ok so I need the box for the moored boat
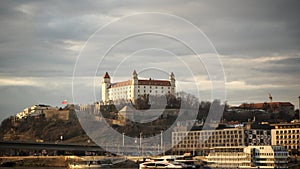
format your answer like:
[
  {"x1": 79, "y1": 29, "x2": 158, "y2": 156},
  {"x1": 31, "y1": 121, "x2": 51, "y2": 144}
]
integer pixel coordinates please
[
  {"x1": 139, "y1": 160, "x2": 187, "y2": 169},
  {"x1": 139, "y1": 154, "x2": 200, "y2": 169}
]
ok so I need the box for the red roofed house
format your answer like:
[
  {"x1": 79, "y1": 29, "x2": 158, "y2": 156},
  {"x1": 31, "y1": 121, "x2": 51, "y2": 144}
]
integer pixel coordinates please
[{"x1": 101, "y1": 70, "x2": 176, "y2": 105}]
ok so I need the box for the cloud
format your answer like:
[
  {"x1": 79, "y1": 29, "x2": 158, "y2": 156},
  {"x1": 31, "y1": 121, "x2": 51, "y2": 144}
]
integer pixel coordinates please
[
  {"x1": 226, "y1": 81, "x2": 282, "y2": 90},
  {"x1": 0, "y1": 78, "x2": 39, "y2": 86},
  {"x1": 0, "y1": 0, "x2": 300, "y2": 122}
]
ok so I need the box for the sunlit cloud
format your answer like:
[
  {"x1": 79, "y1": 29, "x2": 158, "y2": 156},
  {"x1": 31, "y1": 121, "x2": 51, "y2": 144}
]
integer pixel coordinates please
[
  {"x1": 0, "y1": 78, "x2": 38, "y2": 86},
  {"x1": 226, "y1": 80, "x2": 282, "y2": 90}
]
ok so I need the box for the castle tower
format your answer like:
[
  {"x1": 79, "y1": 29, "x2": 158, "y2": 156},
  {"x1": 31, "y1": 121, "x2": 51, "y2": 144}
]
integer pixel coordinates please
[
  {"x1": 170, "y1": 72, "x2": 176, "y2": 95},
  {"x1": 131, "y1": 70, "x2": 138, "y2": 103},
  {"x1": 102, "y1": 72, "x2": 111, "y2": 104},
  {"x1": 132, "y1": 70, "x2": 138, "y2": 83}
]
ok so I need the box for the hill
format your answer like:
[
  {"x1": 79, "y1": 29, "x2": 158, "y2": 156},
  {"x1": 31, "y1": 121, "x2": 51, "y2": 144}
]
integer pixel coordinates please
[
  {"x1": 0, "y1": 105, "x2": 181, "y2": 144},
  {"x1": 0, "y1": 106, "x2": 90, "y2": 143}
]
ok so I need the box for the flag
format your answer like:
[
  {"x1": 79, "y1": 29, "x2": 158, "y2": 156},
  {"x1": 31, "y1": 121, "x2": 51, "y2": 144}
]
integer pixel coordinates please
[
  {"x1": 268, "y1": 93, "x2": 272, "y2": 99},
  {"x1": 61, "y1": 100, "x2": 67, "y2": 104},
  {"x1": 268, "y1": 93, "x2": 273, "y2": 102}
]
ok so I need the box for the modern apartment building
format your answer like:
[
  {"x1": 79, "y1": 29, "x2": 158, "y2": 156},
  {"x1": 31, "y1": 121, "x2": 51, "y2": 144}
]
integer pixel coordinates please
[
  {"x1": 172, "y1": 125, "x2": 271, "y2": 155},
  {"x1": 271, "y1": 122, "x2": 300, "y2": 152},
  {"x1": 206, "y1": 146, "x2": 288, "y2": 169}
]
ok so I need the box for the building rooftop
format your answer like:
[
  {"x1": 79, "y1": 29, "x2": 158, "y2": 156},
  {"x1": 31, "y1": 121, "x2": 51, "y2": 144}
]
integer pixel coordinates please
[
  {"x1": 239, "y1": 102, "x2": 294, "y2": 109},
  {"x1": 138, "y1": 79, "x2": 171, "y2": 86},
  {"x1": 111, "y1": 80, "x2": 131, "y2": 88},
  {"x1": 109, "y1": 79, "x2": 171, "y2": 88}
]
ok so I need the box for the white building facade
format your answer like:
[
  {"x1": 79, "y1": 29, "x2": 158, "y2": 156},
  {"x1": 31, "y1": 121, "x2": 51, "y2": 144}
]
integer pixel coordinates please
[
  {"x1": 206, "y1": 146, "x2": 288, "y2": 169},
  {"x1": 172, "y1": 127, "x2": 271, "y2": 155},
  {"x1": 16, "y1": 104, "x2": 57, "y2": 119},
  {"x1": 271, "y1": 122, "x2": 300, "y2": 152},
  {"x1": 101, "y1": 70, "x2": 176, "y2": 104}
]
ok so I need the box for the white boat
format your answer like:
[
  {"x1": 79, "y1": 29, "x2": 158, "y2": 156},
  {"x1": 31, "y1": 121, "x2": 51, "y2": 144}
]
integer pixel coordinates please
[
  {"x1": 139, "y1": 160, "x2": 187, "y2": 169},
  {"x1": 139, "y1": 155, "x2": 199, "y2": 169}
]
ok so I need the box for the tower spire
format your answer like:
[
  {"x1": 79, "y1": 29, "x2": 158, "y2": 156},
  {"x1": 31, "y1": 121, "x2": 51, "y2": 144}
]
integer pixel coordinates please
[
  {"x1": 132, "y1": 70, "x2": 138, "y2": 79},
  {"x1": 104, "y1": 72, "x2": 110, "y2": 78},
  {"x1": 132, "y1": 70, "x2": 137, "y2": 75}
]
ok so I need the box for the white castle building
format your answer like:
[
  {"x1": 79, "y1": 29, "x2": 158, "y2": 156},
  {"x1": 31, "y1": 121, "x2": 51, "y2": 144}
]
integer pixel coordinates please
[{"x1": 101, "y1": 70, "x2": 176, "y2": 105}]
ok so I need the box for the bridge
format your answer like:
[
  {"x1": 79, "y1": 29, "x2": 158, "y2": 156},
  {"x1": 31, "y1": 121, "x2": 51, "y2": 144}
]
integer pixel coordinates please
[
  {"x1": 0, "y1": 141, "x2": 104, "y2": 151},
  {"x1": 0, "y1": 141, "x2": 164, "y2": 156}
]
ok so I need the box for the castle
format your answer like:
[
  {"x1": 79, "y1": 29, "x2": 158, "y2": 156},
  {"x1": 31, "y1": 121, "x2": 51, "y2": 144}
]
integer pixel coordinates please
[{"x1": 101, "y1": 70, "x2": 176, "y2": 105}]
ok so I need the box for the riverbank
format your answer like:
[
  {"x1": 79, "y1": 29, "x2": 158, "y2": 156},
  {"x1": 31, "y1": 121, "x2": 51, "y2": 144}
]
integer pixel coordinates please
[
  {"x1": 0, "y1": 156, "x2": 138, "y2": 168},
  {"x1": 0, "y1": 156, "x2": 76, "y2": 167}
]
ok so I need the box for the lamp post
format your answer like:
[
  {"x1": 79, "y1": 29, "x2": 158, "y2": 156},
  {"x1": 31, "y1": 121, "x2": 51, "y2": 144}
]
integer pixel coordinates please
[
  {"x1": 122, "y1": 133, "x2": 125, "y2": 147},
  {"x1": 121, "y1": 133, "x2": 125, "y2": 155},
  {"x1": 140, "y1": 132, "x2": 143, "y2": 156},
  {"x1": 139, "y1": 133, "x2": 142, "y2": 147},
  {"x1": 160, "y1": 130, "x2": 163, "y2": 153},
  {"x1": 298, "y1": 96, "x2": 300, "y2": 120}
]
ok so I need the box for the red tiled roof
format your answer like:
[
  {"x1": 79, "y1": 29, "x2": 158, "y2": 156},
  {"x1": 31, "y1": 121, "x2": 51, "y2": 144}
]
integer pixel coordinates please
[
  {"x1": 138, "y1": 79, "x2": 171, "y2": 86},
  {"x1": 111, "y1": 80, "x2": 131, "y2": 88},
  {"x1": 239, "y1": 102, "x2": 294, "y2": 109},
  {"x1": 109, "y1": 79, "x2": 171, "y2": 88}
]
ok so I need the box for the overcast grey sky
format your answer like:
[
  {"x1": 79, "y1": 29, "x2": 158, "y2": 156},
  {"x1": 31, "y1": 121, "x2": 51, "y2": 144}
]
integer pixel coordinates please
[{"x1": 1, "y1": 0, "x2": 300, "y2": 121}]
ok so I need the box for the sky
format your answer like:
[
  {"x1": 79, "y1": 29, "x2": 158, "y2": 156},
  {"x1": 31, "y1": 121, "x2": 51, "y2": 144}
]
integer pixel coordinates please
[{"x1": 0, "y1": 0, "x2": 300, "y2": 122}]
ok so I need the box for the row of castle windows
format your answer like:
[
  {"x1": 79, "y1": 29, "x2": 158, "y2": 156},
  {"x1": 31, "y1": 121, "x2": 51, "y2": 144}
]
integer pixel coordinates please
[
  {"x1": 109, "y1": 88, "x2": 171, "y2": 95},
  {"x1": 138, "y1": 86, "x2": 171, "y2": 89},
  {"x1": 137, "y1": 90, "x2": 170, "y2": 94},
  {"x1": 110, "y1": 86, "x2": 173, "y2": 91}
]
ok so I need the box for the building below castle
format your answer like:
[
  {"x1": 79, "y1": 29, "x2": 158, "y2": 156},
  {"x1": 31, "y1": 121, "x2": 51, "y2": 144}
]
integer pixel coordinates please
[
  {"x1": 101, "y1": 70, "x2": 176, "y2": 105},
  {"x1": 205, "y1": 145, "x2": 288, "y2": 169},
  {"x1": 172, "y1": 123, "x2": 271, "y2": 155},
  {"x1": 271, "y1": 121, "x2": 300, "y2": 153},
  {"x1": 238, "y1": 102, "x2": 294, "y2": 114}
]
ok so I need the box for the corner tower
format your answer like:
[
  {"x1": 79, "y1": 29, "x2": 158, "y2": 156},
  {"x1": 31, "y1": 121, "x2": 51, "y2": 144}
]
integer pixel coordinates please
[
  {"x1": 102, "y1": 72, "x2": 111, "y2": 104},
  {"x1": 131, "y1": 70, "x2": 138, "y2": 103},
  {"x1": 170, "y1": 72, "x2": 176, "y2": 95}
]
